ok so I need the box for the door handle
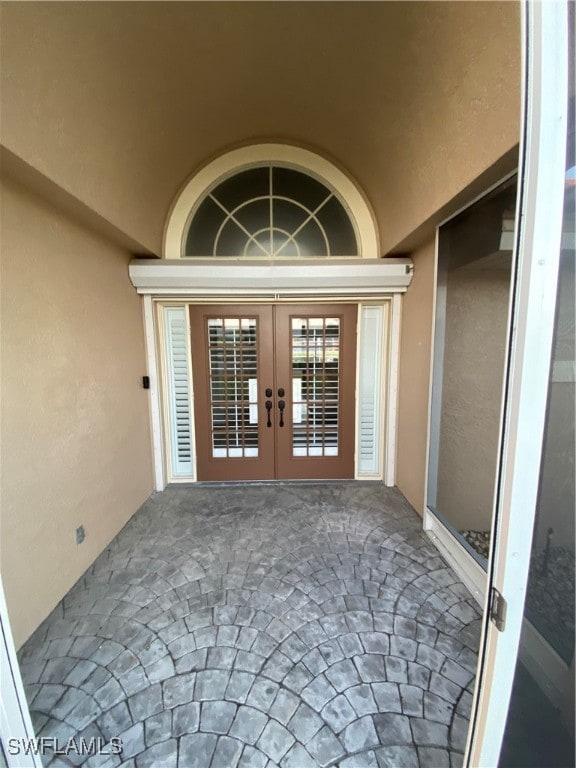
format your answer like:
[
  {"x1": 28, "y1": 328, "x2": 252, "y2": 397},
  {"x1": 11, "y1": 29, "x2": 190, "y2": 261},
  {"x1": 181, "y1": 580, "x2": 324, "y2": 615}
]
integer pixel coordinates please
[
  {"x1": 265, "y1": 388, "x2": 273, "y2": 398},
  {"x1": 278, "y1": 387, "x2": 285, "y2": 397},
  {"x1": 278, "y1": 399, "x2": 285, "y2": 427},
  {"x1": 265, "y1": 400, "x2": 273, "y2": 428}
]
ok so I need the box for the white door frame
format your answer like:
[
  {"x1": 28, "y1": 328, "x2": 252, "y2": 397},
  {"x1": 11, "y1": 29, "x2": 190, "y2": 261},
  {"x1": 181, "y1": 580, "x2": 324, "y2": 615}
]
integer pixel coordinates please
[
  {"x1": 465, "y1": 1, "x2": 569, "y2": 764},
  {"x1": 144, "y1": 291, "x2": 405, "y2": 490},
  {"x1": 0, "y1": 578, "x2": 42, "y2": 767}
]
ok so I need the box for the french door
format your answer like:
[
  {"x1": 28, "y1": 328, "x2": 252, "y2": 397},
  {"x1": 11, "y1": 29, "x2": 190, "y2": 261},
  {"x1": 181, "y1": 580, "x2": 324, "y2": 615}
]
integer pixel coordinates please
[{"x1": 189, "y1": 304, "x2": 357, "y2": 480}]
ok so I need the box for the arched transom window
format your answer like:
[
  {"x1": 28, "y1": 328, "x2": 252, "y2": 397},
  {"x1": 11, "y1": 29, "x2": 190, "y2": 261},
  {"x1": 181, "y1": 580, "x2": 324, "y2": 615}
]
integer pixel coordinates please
[
  {"x1": 164, "y1": 144, "x2": 379, "y2": 260},
  {"x1": 186, "y1": 166, "x2": 357, "y2": 258}
]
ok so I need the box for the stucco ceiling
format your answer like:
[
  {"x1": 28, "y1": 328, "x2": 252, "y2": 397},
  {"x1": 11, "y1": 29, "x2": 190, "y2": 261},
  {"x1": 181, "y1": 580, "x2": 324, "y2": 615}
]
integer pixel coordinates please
[{"x1": 0, "y1": 2, "x2": 520, "y2": 255}]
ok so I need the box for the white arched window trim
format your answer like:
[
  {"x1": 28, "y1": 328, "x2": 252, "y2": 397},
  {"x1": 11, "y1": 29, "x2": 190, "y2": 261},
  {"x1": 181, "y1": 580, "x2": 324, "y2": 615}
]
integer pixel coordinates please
[{"x1": 163, "y1": 144, "x2": 380, "y2": 260}]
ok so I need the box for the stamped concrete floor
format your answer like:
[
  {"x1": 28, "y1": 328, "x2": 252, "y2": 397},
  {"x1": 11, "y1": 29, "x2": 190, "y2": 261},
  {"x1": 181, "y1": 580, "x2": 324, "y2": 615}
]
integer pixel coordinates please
[{"x1": 18, "y1": 483, "x2": 482, "y2": 768}]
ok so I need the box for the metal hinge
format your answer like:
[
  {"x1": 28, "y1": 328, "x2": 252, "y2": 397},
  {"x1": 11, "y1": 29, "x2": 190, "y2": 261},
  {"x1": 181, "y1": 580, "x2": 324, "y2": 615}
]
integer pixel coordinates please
[{"x1": 490, "y1": 587, "x2": 507, "y2": 632}]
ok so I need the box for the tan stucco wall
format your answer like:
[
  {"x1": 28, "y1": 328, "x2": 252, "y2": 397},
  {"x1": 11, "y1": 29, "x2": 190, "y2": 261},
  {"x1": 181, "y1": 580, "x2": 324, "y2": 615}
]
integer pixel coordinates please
[
  {"x1": 435, "y1": 269, "x2": 510, "y2": 532},
  {"x1": 396, "y1": 240, "x2": 435, "y2": 514},
  {"x1": 0, "y1": 179, "x2": 154, "y2": 648},
  {"x1": 379, "y1": 2, "x2": 520, "y2": 254},
  {"x1": 0, "y1": 1, "x2": 521, "y2": 256}
]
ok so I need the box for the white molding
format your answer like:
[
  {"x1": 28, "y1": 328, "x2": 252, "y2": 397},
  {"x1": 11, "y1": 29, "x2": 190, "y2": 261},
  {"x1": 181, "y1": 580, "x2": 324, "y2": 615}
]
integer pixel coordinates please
[
  {"x1": 354, "y1": 307, "x2": 362, "y2": 479},
  {"x1": 519, "y1": 618, "x2": 570, "y2": 709},
  {"x1": 163, "y1": 144, "x2": 380, "y2": 260},
  {"x1": 154, "y1": 298, "x2": 397, "y2": 485},
  {"x1": 0, "y1": 578, "x2": 42, "y2": 768},
  {"x1": 143, "y1": 296, "x2": 165, "y2": 492},
  {"x1": 185, "y1": 308, "x2": 198, "y2": 484},
  {"x1": 384, "y1": 294, "x2": 402, "y2": 486},
  {"x1": 129, "y1": 259, "x2": 412, "y2": 297},
  {"x1": 423, "y1": 509, "x2": 487, "y2": 605}
]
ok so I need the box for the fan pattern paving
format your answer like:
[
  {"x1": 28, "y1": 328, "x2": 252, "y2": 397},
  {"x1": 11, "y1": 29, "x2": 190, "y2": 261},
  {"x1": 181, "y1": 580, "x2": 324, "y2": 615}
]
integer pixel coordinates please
[{"x1": 18, "y1": 483, "x2": 481, "y2": 768}]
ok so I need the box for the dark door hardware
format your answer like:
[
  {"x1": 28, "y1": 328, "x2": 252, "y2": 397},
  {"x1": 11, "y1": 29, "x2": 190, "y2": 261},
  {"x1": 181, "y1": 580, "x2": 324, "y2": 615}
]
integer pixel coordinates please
[
  {"x1": 265, "y1": 388, "x2": 273, "y2": 398},
  {"x1": 278, "y1": 387, "x2": 285, "y2": 397},
  {"x1": 278, "y1": 399, "x2": 286, "y2": 427},
  {"x1": 490, "y1": 587, "x2": 507, "y2": 631},
  {"x1": 265, "y1": 400, "x2": 273, "y2": 428}
]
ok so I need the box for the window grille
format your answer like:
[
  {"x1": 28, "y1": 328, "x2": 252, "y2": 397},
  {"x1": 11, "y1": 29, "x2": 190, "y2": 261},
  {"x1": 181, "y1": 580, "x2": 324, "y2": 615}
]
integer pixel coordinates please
[{"x1": 184, "y1": 165, "x2": 359, "y2": 258}]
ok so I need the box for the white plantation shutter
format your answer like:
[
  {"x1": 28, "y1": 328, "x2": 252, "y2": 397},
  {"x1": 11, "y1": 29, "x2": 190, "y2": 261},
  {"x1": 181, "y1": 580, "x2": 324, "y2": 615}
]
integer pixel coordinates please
[
  {"x1": 358, "y1": 305, "x2": 384, "y2": 476},
  {"x1": 164, "y1": 307, "x2": 193, "y2": 477}
]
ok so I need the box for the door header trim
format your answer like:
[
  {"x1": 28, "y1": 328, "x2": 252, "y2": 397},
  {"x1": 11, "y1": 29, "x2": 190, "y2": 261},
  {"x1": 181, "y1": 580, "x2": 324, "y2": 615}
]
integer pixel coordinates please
[{"x1": 129, "y1": 258, "x2": 413, "y2": 297}]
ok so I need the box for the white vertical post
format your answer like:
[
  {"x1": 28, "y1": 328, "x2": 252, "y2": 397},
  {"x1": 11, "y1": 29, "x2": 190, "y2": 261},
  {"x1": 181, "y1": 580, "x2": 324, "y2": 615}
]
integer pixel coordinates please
[
  {"x1": 142, "y1": 296, "x2": 165, "y2": 491},
  {"x1": 385, "y1": 294, "x2": 401, "y2": 486}
]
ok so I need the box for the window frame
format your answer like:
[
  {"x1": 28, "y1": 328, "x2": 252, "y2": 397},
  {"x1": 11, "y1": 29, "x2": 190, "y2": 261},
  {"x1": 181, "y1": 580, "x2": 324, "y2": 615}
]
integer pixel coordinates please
[{"x1": 163, "y1": 144, "x2": 380, "y2": 260}]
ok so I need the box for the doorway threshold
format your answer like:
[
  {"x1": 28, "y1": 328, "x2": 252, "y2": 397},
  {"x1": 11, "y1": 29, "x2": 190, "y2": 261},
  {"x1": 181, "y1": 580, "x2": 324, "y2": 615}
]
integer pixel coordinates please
[{"x1": 167, "y1": 479, "x2": 386, "y2": 489}]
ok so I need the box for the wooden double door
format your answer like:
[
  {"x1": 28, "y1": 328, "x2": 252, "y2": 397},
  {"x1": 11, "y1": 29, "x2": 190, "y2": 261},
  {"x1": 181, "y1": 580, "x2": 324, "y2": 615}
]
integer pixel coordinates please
[{"x1": 190, "y1": 304, "x2": 357, "y2": 480}]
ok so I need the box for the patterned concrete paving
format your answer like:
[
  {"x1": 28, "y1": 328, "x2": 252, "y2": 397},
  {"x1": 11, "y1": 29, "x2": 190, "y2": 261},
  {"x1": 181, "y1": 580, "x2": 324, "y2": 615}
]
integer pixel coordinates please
[{"x1": 18, "y1": 483, "x2": 481, "y2": 768}]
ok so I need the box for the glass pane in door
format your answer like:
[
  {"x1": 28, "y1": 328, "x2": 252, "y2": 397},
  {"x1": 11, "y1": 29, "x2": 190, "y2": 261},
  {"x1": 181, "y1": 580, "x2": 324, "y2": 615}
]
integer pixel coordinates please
[
  {"x1": 207, "y1": 317, "x2": 258, "y2": 457},
  {"x1": 291, "y1": 317, "x2": 340, "y2": 457}
]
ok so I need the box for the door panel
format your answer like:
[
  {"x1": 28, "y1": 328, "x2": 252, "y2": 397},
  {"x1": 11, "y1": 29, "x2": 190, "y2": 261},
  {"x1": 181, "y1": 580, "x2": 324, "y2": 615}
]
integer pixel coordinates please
[
  {"x1": 190, "y1": 304, "x2": 357, "y2": 480},
  {"x1": 275, "y1": 305, "x2": 357, "y2": 479},
  {"x1": 190, "y1": 305, "x2": 275, "y2": 480}
]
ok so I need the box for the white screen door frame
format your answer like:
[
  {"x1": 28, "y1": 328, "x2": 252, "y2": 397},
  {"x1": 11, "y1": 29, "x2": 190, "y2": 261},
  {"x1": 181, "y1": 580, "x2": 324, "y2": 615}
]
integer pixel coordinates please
[{"x1": 465, "y1": 1, "x2": 570, "y2": 764}]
